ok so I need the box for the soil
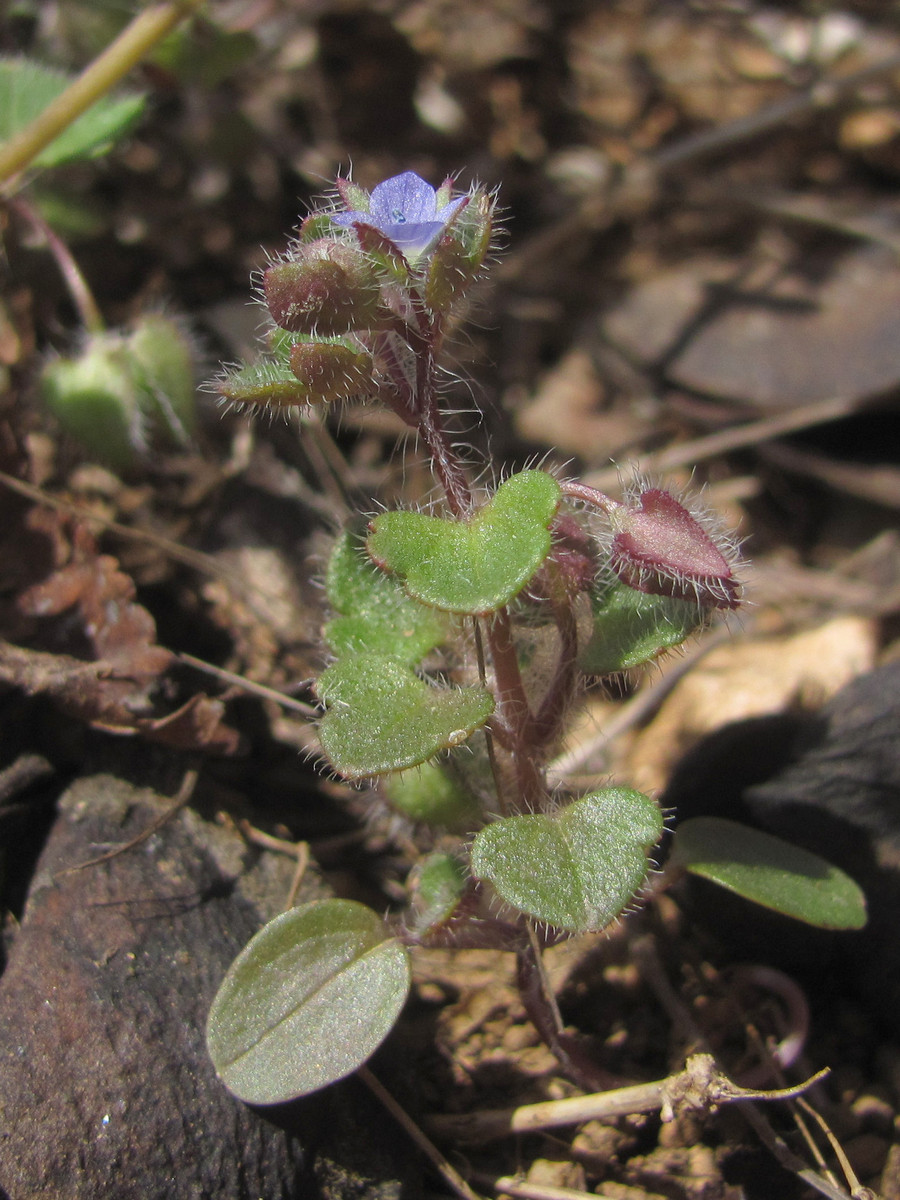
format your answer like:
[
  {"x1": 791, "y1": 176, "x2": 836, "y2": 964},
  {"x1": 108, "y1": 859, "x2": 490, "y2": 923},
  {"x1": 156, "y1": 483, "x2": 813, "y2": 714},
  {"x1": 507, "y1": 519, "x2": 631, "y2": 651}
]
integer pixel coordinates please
[{"x1": 2, "y1": 3, "x2": 900, "y2": 1198}]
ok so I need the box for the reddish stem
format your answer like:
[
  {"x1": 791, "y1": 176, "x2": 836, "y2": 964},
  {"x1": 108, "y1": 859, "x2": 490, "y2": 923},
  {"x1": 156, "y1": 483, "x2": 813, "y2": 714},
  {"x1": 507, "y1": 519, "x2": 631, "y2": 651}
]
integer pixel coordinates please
[
  {"x1": 515, "y1": 934, "x2": 620, "y2": 1091},
  {"x1": 560, "y1": 479, "x2": 620, "y2": 515},
  {"x1": 533, "y1": 593, "x2": 579, "y2": 747},
  {"x1": 487, "y1": 608, "x2": 546, "y2": 811}
]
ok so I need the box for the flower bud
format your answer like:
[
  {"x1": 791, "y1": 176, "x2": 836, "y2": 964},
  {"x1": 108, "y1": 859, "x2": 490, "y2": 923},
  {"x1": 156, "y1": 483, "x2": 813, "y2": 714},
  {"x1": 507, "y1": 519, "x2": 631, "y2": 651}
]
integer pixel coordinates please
[
  {"x1": 288, "y1": 339, "x2": 375, "y2": 404},
  {"x1": 215, "y1": 360, "x2": 310, "y2": 409},
  {"x1": 41, "y1": 335, "x2": 143, "y2": 469},
  {"x1": 40, "y1": 315, "x2": 197, "y2": 469},
  {"x1": 425, "y1": 189, "x2": 493, "y2": 310},
  {"x1": 263, "y1": 240, "x2": 384, "y2": 336},
  {"x1": 609, "y1": 487, "x2": 740, "y2": 610},
  {"x1": 128, "y1": 314, "x2": 196, "y2": 440}
]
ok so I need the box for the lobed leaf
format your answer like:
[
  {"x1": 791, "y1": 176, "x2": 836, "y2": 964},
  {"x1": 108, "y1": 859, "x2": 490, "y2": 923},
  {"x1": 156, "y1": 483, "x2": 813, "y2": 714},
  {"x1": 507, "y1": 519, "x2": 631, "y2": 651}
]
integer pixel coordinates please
[
  {"x1": 669, "y1": 817, "x2": 867, "y2": 930},
  {"x1": 367, "y1": 470, "x2": 561, "y2": 615},
  {"x1": 317, "y1": 652, "x2": 493, "y2": 779},
  {"x1": 325, "y1": 523, "x2": 450, "y2": 663},
  {"x1": 0, "y1": 57, "x2": 145, "y2": 169},
  {"x1": 471, "y1": 788, "x2": 663, "y2": 932},
  {"x1": 580, "y1": 579, "x2": 703, "y2": 674},
  {"x1": 207, "y1": 899, "x2": 411, "y2": 1104}
]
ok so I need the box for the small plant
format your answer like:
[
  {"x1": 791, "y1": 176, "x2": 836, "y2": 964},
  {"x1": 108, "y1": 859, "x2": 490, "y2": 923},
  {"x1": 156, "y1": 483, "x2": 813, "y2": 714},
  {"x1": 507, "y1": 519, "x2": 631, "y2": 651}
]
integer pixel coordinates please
[{"x1": 205, "y1": 170, "x2": 866, "y2": 1106}]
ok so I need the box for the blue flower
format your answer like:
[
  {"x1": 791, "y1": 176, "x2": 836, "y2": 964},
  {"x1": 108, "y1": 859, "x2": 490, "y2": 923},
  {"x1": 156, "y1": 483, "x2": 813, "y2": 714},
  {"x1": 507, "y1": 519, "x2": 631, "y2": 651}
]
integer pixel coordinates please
[{"x1": 331, "y1": 171, "x2": 465, "y2": 258}]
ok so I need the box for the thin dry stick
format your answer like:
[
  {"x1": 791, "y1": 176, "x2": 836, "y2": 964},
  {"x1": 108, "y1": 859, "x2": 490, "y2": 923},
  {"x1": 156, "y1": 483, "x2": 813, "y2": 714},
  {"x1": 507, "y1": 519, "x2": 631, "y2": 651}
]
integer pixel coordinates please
[
  {"x1": 58, "y1": 765, "x2": 199, "y2": 874},
  {"x1": 234, "y1": 820, "x2": 310, "y2": 910},
  {"x1": 285, "y1": 841, "x2": 310, "y2": 909},
  {"x1": 302, "y1": 410, "x2": 358, "y2": 517},
  {"x1": 0, "y1": 0, "x2": 205, "y2": 186},
  {"x1": 470, "y1": 1175, "x2": 596, "y2": 1200},
  {"x1": 761, "y1": 441, "x2": 900, "y2": 509},
  {"x1": 546, "y1": 625, "x2": 731, "y2": 786},
  {"x1": 178, "y1": 652, "x2": 317, "y2": 718},
  {"x1": 357, "y1": 1067, "x2": 486, "y2": 1200},
  {"x1": 737, "y1": 1102, "x2": 856, "y2": 1200},
  {"x1": 0, "y1": 469, "x2": 289, "y2": 621},
  {"x1": 582, "y1": 393, "x2": 865, "y2": 494},
  {"x1": 633, "y1": 938, "x2": 853, "y2": 1200},
  {"x1": 237, "y1": 820, "x2": 309, "y2": 860},
  {"x1": 425, "y1": 1053, "x2": 828, "y2": 1145},
  {"x1": 796, "y1": 1097, "x2": 866, "y2": 1198}
]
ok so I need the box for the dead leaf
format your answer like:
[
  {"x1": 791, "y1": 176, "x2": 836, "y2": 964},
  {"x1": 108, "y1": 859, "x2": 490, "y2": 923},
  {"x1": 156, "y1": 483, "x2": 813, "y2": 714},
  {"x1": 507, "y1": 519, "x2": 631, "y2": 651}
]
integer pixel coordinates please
[
  {"x1": 135, "y1": 694, "x2": 242, "y2": 755},
  {"x1": 0, "y1": 639, "x2": 167, "y2": 728},
  {"x1": 18, "y1": 551, "x2": 172, "y2": 678},
  {"x1": 625, "y1": 615, "x2": 878, "y2": 794}
]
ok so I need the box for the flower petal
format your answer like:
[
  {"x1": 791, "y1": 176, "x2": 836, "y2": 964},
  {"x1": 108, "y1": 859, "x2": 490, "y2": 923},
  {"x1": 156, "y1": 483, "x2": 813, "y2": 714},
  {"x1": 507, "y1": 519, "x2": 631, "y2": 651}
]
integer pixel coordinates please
[{"x1": 369, "y1": 171, "x2": 438, "y2": 224}]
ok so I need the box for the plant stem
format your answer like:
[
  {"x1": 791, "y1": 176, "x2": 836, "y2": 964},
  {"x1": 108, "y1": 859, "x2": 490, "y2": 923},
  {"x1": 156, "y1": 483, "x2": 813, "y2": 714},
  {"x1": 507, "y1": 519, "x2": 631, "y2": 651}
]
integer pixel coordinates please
[
  {"x1": 6, "y1": 195, "x2": 104, "y2": 332},
  {"x1": 515, "y1": 931, "x2": 615, "y2": 1092},
  {"x1": 0, "y1": 0, "x2": 205, "y2": 187},
  {"x1": 474, "y1": 618, "x2": 508, "y2": 815},
  {"x1": 559, "y1": 479, "x2": 619, "y2": 515},
  {"x1": 533, "y1": 594, "x2": 578, "y2": 746},
  {"x1": 486, "y1": 608, "x2": 546, "y2": 810},
  {"x1": 416, "y1": 343, "x2": 473, "y2": 518}
]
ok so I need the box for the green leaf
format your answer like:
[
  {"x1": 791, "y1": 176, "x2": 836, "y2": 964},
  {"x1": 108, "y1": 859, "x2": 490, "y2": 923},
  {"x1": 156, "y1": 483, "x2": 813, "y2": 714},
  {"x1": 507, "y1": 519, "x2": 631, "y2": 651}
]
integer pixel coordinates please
[
  {"x1": 367, "y1": 470, "x2": 561, "y2": 615},
  {"x1": 0, "y1": 57, "x2": 145, "y2": 169},
  {"x1": 471, "y1": 788, "x2": 663, "y2": 932},
  {"x1": 41, "y1": 338, "x2": 144, "y2": 469},
  {"x1": 408, "y1": 852, "x2": 468, "y2": 931},
  {"x1": 382, "y1": 760, "x2": 481, "y2": 829},
  {"x1": 580, "y1": 579, "x2": 703, "y2": 674},
  {"x1": 128, "y1": 315, "x2": 196, "y2": 442},
  {"x1": 207, "y1": 899, "x2": 411, "y2": 1104},
  {"x1": 215, "y1": 358, "x2": 309, "y2": 408},
  {"x1": 317, "y1": 652, "x2": 493, "y2": 779},
  {"x1": 669, "y1": 817, "x2": 867, "y2": 930},
  {"x1": 325, "y1": 523, "x2": 450, "y2": 663}
]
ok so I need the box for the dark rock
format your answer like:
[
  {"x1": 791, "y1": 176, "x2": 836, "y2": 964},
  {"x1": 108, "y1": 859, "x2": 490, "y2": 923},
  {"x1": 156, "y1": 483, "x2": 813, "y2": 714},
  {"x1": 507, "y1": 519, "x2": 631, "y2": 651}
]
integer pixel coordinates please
[
  {"x1": 662, "y1": 660, "x2": 900, "y2": 1022},
  {"x1": 0, "y1": 774, "x2": 418, "y2": 1200}
]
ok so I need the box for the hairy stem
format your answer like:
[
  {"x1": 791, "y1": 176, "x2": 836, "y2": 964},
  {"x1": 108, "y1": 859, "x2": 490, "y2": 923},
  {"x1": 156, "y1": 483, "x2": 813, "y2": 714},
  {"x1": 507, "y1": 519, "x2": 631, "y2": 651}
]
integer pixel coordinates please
[
  {"x1": 515, "y1": 930, "x2": 616, "y2": 1092},
  {"x1": 416, "y1": 344, "x2": 473, "y2": 518},
  {"x1": 487, "y1": 608, "x2": 546, "y2": 811},
  {"x1": 533, "y1": 593, "x2": 579, "y2": 747},
  {"x1": 560, "y1": 479, "x2": 620, "y2": 514}
]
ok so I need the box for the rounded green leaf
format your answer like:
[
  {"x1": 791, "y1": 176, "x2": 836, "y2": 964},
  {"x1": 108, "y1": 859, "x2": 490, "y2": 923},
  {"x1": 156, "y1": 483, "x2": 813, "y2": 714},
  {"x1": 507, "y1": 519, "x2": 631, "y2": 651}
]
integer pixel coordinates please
[
  {"x1": 317, "y1": 652, "x2": 493, "y2": 779},
  {"x1": 0, "y1": 58, "x2": 145, "y2": 169},
  {"x1": 408, "y1": 851, "x2": 468, "y2": 931},
  {"x1": 325, "y1": 523, "x2": 450, "y2": 663},
  {"x1": 41, "y1": 340, "x2": 143, "y2": 469},
  {"x1": 471, "y1": 789, "x2": 663, "y2": 932},
  {"x1": 207, "y1": 899, "x2": 411, "y2": 1104},
  {"x1": 580, "y1": 580, "x2": 703, "y2": 674},
  {"x1": 367, "y1": 470, "x2": 561, "y2": 614},
  {"x1": 382, "y1": 760, "x2": 481, "y2": 829},
  {"x1": 669, "y1": 817, "x2": 867, "y2": 930}
]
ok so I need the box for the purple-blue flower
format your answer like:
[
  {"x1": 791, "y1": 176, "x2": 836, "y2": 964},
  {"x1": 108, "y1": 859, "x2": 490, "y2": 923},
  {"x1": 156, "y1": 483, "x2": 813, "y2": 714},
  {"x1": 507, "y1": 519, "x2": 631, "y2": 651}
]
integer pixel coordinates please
[{"x1": 331, "y1": 171, "x2": 465, "y2": 258}]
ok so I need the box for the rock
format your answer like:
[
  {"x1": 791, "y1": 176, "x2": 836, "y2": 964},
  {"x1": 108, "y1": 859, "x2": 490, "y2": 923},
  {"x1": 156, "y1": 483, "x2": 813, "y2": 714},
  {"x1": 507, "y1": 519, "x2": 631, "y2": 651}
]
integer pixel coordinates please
[
  {"x1": 0, "y1": 773, "x2": 418, "y2": 1200},
  {"x1": 663, "y1": 660, "x2": 900, "y2": 1023}
]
